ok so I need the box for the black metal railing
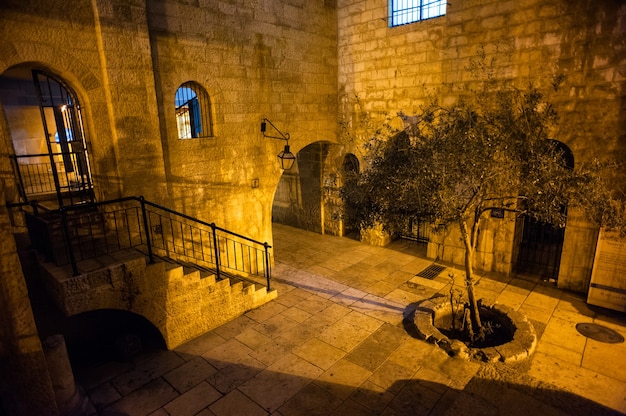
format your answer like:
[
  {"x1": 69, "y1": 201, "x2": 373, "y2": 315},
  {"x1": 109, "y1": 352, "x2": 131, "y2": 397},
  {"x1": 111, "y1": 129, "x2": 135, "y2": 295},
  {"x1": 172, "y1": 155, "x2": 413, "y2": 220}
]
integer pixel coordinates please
[
  {"x1": 10, "y1": 152, "x2": 92, "y2": 198},
  {"x1": 401, "y1": 217, "x2": 432, "y2": 244},
  {"x1": 11, "y1": 196, "x2": 272, "y2": 289}
]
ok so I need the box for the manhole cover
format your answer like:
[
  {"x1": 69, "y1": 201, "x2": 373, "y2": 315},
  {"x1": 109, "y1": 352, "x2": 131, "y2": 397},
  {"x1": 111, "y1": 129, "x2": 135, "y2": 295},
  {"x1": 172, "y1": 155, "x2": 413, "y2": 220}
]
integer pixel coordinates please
[
  {"x1": 416, "y1": 264, "x2": 446, "y2": 280},
  {"x1": 575, "y1": 323, "x2": 624, "y2": 344}
]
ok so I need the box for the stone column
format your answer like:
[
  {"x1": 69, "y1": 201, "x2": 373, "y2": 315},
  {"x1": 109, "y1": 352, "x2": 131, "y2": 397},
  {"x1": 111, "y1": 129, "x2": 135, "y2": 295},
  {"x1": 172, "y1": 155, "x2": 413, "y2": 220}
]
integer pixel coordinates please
[{"x1": 43, "y1": 334, "x2": 96, "y2": 416}]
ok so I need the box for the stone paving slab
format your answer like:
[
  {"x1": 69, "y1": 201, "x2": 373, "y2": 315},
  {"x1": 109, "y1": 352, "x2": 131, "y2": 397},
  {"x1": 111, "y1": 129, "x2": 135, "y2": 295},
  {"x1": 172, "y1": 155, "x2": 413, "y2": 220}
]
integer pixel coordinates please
[{"x1": 78, "y1": 224, "x2": 626, "y2": 416}]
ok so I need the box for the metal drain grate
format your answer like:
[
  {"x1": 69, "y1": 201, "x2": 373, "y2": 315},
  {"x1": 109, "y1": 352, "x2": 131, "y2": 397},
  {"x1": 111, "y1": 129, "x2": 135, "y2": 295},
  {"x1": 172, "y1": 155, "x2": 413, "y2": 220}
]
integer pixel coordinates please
[
  {"x1": 416, "y1": 264, "x2": 446, "y2": 280},
  {"x1": 576, "y1": 323, "x2": 624, "y2": 344}
]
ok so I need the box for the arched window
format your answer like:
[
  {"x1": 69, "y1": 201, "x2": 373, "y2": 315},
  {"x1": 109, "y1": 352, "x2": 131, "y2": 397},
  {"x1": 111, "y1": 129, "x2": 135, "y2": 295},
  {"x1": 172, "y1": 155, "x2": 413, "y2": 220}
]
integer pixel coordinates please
[
  {"x1": 549, "y1": 139, "x2": 574, "y2": 169},
  {"x1": 343, "y1": 153, "x2": 360, "y2": 174},
  {"x1": 175, "y1": 81, "x2": 213, "y2": 139}
]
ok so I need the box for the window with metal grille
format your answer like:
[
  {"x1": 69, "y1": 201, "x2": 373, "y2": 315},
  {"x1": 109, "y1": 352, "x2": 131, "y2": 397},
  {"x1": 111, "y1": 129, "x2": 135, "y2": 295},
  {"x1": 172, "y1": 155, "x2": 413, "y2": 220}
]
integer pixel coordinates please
[
  {"x1": 175, "y1": 82, "x2": 213, "y2": 139},
  {"x1": 389, "y1": 0, "x2": 446, "y2": 27}
]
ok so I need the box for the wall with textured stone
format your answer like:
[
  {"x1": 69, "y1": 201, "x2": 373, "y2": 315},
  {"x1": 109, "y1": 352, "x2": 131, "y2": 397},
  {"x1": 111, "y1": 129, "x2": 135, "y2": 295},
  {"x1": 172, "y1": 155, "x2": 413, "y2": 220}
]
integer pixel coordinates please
[
  {"x1": 0, "y1": 192, "x2": 58, "y2": 415},
  {"x1": 0, "y1": 0, "x2": 338, "y2": 244},
  {"x1": 38, "y1": 255, "x2": 276, "y2": 350},
  {"x1": 145, "y1": 0, "x2": 338, "y2": 244},
  {"x1": 337, "y1": 0, "x2": 626, "y2": 288},
  {"x1": 0, "y1": 1, "x2": 337, "y2": 413}
]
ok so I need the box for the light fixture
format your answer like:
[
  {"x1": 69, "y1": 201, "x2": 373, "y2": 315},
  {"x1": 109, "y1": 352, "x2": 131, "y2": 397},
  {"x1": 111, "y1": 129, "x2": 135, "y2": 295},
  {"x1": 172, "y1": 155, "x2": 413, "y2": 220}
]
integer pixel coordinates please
[{"x1": 261, "y1": 118, "x2": 296, "y2": 170}]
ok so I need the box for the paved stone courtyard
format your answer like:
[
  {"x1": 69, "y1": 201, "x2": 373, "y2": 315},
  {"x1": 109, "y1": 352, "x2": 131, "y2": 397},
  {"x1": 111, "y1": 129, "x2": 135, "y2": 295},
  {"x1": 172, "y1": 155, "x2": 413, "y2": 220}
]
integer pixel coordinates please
[{"x1": 77, "y1": 224, "x2": 626, "y2": 415}]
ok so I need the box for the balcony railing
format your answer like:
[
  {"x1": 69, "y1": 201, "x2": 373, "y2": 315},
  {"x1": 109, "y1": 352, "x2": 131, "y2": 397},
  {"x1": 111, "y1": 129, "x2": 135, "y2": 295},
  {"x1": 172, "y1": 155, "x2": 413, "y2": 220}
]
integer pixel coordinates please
[{"x1": 10, "y1": 152, "x2": 92, "y2": 200}]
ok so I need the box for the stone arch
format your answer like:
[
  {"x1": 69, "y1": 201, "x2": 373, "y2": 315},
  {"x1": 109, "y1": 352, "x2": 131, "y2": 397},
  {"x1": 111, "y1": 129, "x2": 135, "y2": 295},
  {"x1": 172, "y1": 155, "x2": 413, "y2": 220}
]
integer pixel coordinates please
[
  {"x1": 342, "y1": 153, "x2": 360, "y2": 174},
  {"x1": 1, "y1": 67, "x2": 96, "y2": 205},
  {"x1": 0, "y1": 51, "x2": 104, "y2": 203},
  {"x1": 63, "y1": 309, "x2": 166, "y2": 367},
  {"x1": 0, "y1": 45, "x2": 101, "y2": 95},
  {"x1": 272, "y1": 141, "x2": 347, "y2": 235}
]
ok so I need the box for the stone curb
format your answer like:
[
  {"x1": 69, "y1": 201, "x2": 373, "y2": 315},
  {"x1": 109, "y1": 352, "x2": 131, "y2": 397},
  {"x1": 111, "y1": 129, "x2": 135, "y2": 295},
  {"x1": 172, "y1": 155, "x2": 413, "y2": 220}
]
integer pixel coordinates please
[{"x1": 412, "y1": 297, "x2": 537, "y2": 363}]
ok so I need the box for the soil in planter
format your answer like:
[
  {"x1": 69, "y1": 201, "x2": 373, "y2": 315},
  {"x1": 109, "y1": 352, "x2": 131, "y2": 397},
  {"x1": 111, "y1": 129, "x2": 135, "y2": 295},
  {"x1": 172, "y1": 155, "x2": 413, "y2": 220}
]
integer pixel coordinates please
[{"x1": 436, "y1": 305, "x2": 514, "y2": 348}]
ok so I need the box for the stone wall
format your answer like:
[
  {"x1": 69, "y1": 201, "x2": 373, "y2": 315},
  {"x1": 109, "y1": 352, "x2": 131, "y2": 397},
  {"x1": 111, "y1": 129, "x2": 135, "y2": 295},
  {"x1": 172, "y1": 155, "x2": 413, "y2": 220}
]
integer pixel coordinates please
[
  {"x1": 38, "y1": 255, "x2": 276, "y2": 350},
  {"x1": 337, "y1": 0, "x2": 626, "y2": 289},
  {"x1": 0, "y1": 194, "x2": 58, "y2": 415},
  {"x1": 0, "y1": 0, "x2": 338, "y2": 245},
  {"x1": 0, "y1": 2, "x2": 337, "y2": 412},
  {"x1": 145, "y1": 0, "x2": 339, "y2": 243}
]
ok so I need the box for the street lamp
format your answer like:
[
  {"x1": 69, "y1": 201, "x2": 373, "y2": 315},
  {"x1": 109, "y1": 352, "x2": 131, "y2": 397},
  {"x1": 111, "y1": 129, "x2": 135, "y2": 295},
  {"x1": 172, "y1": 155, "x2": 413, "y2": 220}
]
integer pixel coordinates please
[{"x1": 261, "y1": 118, "x2": 296, "y2": 170}]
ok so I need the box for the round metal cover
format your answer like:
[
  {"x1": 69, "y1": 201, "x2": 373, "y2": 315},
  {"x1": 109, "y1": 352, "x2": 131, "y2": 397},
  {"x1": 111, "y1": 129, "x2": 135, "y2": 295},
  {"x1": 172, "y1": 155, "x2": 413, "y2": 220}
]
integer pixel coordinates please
[{"x1": 575, "y1": 323, "x2": 624, "y2": 344}]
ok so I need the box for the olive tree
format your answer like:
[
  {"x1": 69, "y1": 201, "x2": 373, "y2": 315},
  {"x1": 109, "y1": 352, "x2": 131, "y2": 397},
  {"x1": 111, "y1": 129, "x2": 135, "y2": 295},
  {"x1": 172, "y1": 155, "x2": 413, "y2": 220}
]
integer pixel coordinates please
[{"x1": 342, "y1": 83, "x2": 624, "y2": 341}]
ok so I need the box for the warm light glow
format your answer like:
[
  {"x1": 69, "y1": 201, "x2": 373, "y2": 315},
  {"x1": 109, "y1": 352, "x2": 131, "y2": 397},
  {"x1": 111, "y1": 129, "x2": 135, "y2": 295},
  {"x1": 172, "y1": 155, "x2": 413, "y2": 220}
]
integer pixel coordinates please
[{"x1": 277, "y1": 144, "x2": 296, "y2": 170}]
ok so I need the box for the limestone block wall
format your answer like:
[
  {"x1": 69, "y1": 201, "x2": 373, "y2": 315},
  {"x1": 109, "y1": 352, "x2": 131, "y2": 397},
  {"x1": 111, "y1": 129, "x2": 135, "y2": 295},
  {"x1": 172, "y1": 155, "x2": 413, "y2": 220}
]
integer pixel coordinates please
[
  {"x1": 145, "y1": 0, "x2": 339, "y2": 244},
  {"x1": 0, "y1": 197, "x2": 58, "y2": 415},
  {"x1": 0, "y1": 0, "x2": 338, "y2": 247},
  {"x1": 427, "y1": 213, "x2": 518, "y2": 274},
  {"x1": 38, "y1": 255, "x2": 277, "y2": 350},
  {"x1": 0, "y1": 0, "x2": 168, "y2": 203},
  {"x1": 558, "y1": 208, "x2": 601, "y2": 292},
  {"x1": 337, "y1": 0, "x2": 626, "y2": 288}
]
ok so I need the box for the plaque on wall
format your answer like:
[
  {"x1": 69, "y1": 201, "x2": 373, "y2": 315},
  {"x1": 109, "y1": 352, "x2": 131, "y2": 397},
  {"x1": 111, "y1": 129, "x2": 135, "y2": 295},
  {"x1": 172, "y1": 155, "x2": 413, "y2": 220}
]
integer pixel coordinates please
[{"x1": 587, "y1": 228, "x2": 626, "y2": 312}]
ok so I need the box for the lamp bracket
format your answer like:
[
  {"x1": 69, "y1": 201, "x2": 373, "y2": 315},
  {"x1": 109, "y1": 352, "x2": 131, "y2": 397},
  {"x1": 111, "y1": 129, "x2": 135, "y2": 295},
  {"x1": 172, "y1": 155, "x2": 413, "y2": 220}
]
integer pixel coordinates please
[{"x1": 261, "y1": 118, "x2": 290, "y2": 142}]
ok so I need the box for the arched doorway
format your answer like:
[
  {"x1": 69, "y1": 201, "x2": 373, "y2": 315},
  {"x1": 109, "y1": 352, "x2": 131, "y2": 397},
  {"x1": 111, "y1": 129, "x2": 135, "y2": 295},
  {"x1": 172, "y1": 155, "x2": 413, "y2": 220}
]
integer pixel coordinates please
[
  {"x1": 63, "y1": 309, "x2": 166, "y2": 368},
  {"x1": 0, "y1": 67, "x2": 94, "y2": 207},
  {"x1": 272, "y1": 142, "x2": 330, "y2": 234},
  {"x1": 514, "y1": 141, "x2": 574, "y2": 280}
]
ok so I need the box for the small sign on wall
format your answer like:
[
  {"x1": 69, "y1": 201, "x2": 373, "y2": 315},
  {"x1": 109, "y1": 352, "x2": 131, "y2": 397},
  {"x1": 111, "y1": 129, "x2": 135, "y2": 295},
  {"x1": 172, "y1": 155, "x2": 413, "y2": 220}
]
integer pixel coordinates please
[
  {"x1": 490, "y1": 208, "x2": 504, "y2": 218},
  {"x1": 587, "y1": 228, "x2": 626, "y2": 312}
]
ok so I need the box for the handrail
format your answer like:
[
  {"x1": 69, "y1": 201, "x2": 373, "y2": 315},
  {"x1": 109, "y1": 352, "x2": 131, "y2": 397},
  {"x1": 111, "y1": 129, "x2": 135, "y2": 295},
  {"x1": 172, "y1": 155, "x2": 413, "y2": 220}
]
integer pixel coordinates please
[{"x1": 9, "y1": 196, "x2": 273, "y2": 289}]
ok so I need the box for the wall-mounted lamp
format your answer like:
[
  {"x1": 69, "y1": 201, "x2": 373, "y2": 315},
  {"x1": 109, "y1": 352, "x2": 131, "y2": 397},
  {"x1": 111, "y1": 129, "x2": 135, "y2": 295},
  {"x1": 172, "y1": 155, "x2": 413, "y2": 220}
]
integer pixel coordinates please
[{"x1": 261, "y1": 118, "x2": 296, "y2": 170}]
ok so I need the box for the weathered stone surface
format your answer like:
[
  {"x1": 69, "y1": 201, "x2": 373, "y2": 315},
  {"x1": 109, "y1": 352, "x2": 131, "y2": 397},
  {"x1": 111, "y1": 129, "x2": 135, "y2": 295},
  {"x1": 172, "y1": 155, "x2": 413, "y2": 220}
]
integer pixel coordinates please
[
  {"x1": 337, "y1": 0, "x2": 626, "y2": 289},
  {"x1": 414, "y1": 296, "x2": 537, "y2": 363},
  {"x1": 38, "y1": 256, "x2": 277, "y2": 350}
]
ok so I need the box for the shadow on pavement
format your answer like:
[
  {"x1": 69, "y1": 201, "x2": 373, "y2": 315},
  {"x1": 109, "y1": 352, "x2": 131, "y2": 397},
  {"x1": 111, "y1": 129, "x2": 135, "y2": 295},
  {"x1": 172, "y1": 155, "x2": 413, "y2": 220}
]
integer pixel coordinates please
[{"x1": 76, "y1": 346, "x2": 624, "y2": 416}]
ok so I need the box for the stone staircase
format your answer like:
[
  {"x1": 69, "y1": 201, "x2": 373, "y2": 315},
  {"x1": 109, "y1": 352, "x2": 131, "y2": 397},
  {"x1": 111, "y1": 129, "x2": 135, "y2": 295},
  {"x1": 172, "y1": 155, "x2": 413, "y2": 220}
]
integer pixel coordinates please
[{"x1": 36, "y1": 248, "x2": 277, "y2": 349}]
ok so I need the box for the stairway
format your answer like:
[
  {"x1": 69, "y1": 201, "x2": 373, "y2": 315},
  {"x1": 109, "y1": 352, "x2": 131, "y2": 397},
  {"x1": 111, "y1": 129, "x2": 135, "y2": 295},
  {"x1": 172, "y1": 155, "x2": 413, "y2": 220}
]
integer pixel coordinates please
[{"x1": 36, "y1": 247, "x2": 277, "y2": 350}]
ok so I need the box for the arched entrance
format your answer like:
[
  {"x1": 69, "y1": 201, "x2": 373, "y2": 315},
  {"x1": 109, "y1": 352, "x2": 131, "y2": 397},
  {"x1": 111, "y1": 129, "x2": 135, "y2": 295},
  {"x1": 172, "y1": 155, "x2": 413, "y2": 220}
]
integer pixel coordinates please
[
  {"x1": 272, "y1": 142, "x2": 355, "y2": 236},
  {"x1": 514, "y1": 141, "x2": 574, "y2": 280},
  {"x1": 272, "y1": 142, "x2": 328, "y2": 233},
  {"x1": 0, "y1": 67, "x2": 94, "y2": 207},
  {"x1": 64, "y1": 309, "x2": 166, "y2": 368}
]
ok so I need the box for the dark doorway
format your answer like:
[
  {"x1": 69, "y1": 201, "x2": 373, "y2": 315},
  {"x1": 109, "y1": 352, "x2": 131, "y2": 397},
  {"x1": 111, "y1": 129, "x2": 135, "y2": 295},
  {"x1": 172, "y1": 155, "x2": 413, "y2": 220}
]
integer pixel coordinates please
[
  {"x1": 514, "y1": 141, "x2": 574, "y2": 280},
  {"x1": 64, "y1": 309, "x2": 166, "y2": 369},
  {"x1": 272, "y1": 142, "x2": 330, "y2": 233}
]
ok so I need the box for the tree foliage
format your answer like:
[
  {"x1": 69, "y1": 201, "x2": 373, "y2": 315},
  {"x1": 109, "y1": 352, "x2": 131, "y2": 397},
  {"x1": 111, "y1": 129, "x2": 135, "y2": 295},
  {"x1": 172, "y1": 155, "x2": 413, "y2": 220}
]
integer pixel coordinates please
[{"x1": 342, "y1": 80, "x2": 625, "y2": 341}]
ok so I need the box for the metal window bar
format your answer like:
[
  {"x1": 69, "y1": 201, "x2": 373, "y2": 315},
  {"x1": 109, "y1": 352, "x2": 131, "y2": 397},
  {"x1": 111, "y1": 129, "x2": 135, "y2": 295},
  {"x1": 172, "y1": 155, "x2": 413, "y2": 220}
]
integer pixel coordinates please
[
  {"x1": 175, "y1": 82, "x2": 213, "y2": 139},
  {"x1": 390, "y1": 0, "x2": 446, "y2": 27}
]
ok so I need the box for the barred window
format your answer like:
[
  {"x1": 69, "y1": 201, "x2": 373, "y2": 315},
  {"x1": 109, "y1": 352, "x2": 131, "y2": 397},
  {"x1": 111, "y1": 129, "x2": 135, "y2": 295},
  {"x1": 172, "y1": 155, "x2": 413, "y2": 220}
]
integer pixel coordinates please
[
  {"x1": 389, "y1": 0, "x2": 446, "y2": 27},
  {"x1": 175, "y1": 82, "x2": 213, "y2": 139}
]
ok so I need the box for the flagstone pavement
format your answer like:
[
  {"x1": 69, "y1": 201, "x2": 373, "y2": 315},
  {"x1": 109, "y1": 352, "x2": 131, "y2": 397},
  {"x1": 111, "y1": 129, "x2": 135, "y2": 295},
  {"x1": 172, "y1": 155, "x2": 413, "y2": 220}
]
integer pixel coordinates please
[{"x1": 78, "y1": 223, "x2": 626, "y2": 416}]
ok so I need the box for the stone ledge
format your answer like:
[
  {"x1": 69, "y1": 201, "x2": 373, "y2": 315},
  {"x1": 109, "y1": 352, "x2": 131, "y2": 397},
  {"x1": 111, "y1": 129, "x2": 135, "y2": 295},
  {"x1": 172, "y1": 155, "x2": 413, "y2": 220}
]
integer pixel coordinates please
[{"x1": 412, "y1": 297, "x2": 537, "y2": 363}]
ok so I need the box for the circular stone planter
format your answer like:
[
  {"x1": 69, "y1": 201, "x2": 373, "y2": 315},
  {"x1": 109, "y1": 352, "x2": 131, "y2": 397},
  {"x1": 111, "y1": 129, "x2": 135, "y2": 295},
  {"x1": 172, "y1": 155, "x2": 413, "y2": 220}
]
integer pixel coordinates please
[{"x1": 412, "y1": 297, "x2": 537, "y2": 362}]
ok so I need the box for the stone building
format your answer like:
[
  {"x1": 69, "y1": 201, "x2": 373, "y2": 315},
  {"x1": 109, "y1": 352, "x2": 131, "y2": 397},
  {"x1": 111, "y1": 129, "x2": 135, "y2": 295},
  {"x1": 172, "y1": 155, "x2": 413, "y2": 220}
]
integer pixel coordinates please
[{"x1": 0, "y1": 0, "x2": 624, "y2": 414}]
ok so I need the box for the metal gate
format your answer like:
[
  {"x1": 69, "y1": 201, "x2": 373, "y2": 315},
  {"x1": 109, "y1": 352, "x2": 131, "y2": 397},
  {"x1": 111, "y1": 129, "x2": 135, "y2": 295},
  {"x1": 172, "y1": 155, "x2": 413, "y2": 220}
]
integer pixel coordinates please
[
  {"x1": 11, "y1": 70, "x2": 93, "y2": 207},
  {"x1": 515, "y1": 216, "x2": 565, "y2": 280},
  {"x1": 513, "y1": 141, "x2": 573, "y2": 281}
]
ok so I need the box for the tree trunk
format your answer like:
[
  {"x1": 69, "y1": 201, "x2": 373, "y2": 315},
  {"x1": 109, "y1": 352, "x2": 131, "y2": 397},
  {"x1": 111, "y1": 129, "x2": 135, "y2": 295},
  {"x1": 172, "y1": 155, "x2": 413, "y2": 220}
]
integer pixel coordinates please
[{"x1": 459, "y1": 220, "x2": 482, "y2": 334}]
